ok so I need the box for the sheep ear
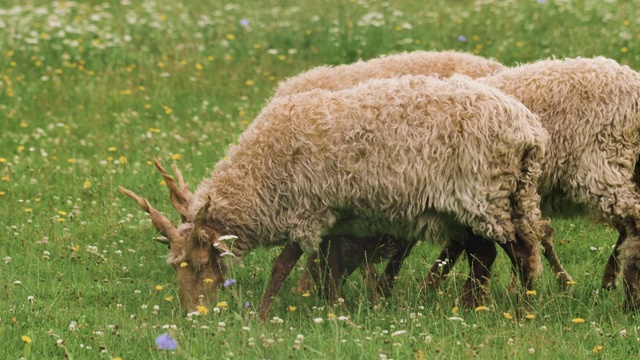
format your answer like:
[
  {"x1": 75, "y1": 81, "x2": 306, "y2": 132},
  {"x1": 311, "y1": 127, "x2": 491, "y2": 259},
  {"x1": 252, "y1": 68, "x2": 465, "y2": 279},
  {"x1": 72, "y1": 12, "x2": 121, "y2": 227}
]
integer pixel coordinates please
[
  {"x1": 188, "y1": 198, "x2": 234, "y2": 256},
  {"x1": 118, "y1": 186, "x2": 181, "y2": 243},
  {"x1": 153, "y1": 158, "x2": 193, "y2": 221}
]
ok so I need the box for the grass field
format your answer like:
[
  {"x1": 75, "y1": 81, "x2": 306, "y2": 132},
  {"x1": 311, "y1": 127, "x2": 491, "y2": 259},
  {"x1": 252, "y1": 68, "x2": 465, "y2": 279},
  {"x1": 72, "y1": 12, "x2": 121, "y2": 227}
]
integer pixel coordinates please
[{"x1": 2, "y1": 0, "x2": 640, "y2": 358}]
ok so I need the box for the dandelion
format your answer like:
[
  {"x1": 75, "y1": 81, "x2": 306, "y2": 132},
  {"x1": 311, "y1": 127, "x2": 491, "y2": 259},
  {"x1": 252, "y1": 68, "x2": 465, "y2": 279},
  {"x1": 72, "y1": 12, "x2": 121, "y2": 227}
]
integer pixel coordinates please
[
  {"x1": 83, "y1": 180, "x2": 91, "y2": 189},
  {"x1": 108, "y1": 147, "x2": 116, "y2": 152},
  {"x1": 155, "y1": 333, "x2": 177, "y2": 350},
  {"x1": 164, "y1": 296, "x2": 174, "y2": 302},
  {"x1": 24, "y1": 208, "x2": 33, "y2": 213},
  {"x1": 203, "y1": 278, "x2": 214, "y2": 284},
  {"x1": 179, "y1": 262, "x2": 188, "y2": 268},
  {"x1": 223, "y1": 279, "x2": 236, "y2": 287},
  {"x1": 503, "y1": 312, "x2": 513, "y2": 320},
  {"x1": 68, "y1": 158, "x2": 76, "y2": 164},
  {"x1": 196, "y1": 305, "x2": 209, "y2": 315},
  {"x1": 475, "y1": 305, "x2": 488, "y2": 312},
  {"x1": 0, "y1": 191, "x2": 5, "y2": 196},
  {"x1": 592, "y1": 345, "x2": 603, "y2": 354},
  {"x1": 245, "y1": 79, "x2": 254, "y2": 86},
  {"x1": 302, "y1": 291, "x2": 311, "y2": 297},
  {"x1": 171, "y1": 154, "x2": 180, "y2": 160},
  {"x1": 155, "y1": 285, "x2": 164, "y2": 291},
  {"x1": 0, "y1": 157, "x2": 6, "y2": 163},
  {"x1": 163, "y1": 105, "x2": 173, "y2": 115},
  {"x1": 21, "y1": 335, "x2": 32, "y2": 343},
  {"x1": 216, "y1": 301, "x2": 228, "y2": 308},
  {"x1": 572, "y1": 318, "x2": 585, "y2": 324},
  {"x1": 451, "y1": 306, "x2": 458, "y2": 314},
  {"x1": 288, "y1": 306, "x2": 297, "y2": 312},
  {"x1": 566, "y1": 280, "x2": 576, "y2": 285},
  {"x1": 526, "y1": 290, "x2": 536, "y2": 296},
  {"x1": 226, "y1": 34, "x2": 235, "y2": 41},
  {"x1": 525, "y1": 313, "x2": 536, "y2": 320}
]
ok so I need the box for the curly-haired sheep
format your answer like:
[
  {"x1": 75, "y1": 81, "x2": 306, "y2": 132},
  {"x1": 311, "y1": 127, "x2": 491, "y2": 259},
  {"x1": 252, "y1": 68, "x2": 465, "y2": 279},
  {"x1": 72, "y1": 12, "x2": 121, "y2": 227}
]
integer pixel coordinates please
[
  {"x1": 120, "y1": 74, "x2": 549, "y2": 320},
  {"x1": 273, "y1": 50, "x2": 508, "y2": 298},
  {"x1": 424, "y1": 57, "x2": 640, "y2": 310}
]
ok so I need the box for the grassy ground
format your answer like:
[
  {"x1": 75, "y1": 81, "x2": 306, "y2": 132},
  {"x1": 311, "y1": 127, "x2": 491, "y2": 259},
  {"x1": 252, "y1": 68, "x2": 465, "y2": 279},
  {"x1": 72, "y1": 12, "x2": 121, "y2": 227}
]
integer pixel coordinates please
[{"x1": 2, "y1": 0, "x2": 640, "y2": 358}]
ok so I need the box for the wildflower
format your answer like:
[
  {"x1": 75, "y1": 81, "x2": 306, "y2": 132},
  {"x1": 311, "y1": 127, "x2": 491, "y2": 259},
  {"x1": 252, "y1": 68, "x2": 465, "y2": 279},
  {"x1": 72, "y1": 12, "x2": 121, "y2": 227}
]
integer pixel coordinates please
[
  {"x1": 328, "y1": 313, "x2": 336, "y2": 319},
  {"x1": 119, "y1": 156, "x2": 128, "y2": 164},
  {"x1": 391, "y1": 330, "x2": 407, "y2": 337},
  {"x1": 226, "y1": 34, "x2": 235, "y2": 41},
  {"x1": 239, "y1": 19, "x2": 249, "y2": 27},
  {"x1": 592, "y1": 345, "x2": 603, "y2": 354},
  {"x1": 451, "y1": 306, "x2": 458, "y2": 314},
  {"x1": 24, "y1": 208, "x2": 33, "y2": 213},
  {"x1": 474, "y1": 305, "x2": 488, "y2": 312},
  {"x1": 525, "y1": 290, "x2": 536, "y2": 296},
  {"x1": 155, "y1": 285, "x2": 164, "y2": 291},
  {"x1": 528, "y1": 348, "x2": 535, "y2": 354},
  {"x1": 525, "y1": 313, "x2": 536, "y2": 320},
  {"x1": 180, "y1": 262, "x2": 188, "y2": 268},
  {"x1": 155, "y1": 333, "x2": 177, "y2": 350},
  {"x1": 566, "y1": 280, "x2": 576, "y2": 285},
  {"x1": 195, "y1": 63, "x2": 203, "y2": 71},
  {"x1": 83, "y1": 180, "x2": 91, "y2": 189},
  {"x1": 216, "y1": 301, "x2": 227, "y2": 308},
  {"x1": 164, "y1": 296, "x2": 174, "y2": 302},
  {"x1": 245, "y1": 80, "x2": 254, "y2": 86},
  {"x1": 68, "y1": 158, "x2": 76, "y2": 164},
  {"x1": 196, "y1": 305, "x2": 209, "y2": 315},
  {"x1": 203, "y1": 278, "x2": 214, "y2": 284},
  {"x1": 244, "y1": 301, "x2": 250, "y2": 308},
  {"x1": 288, "y1": 306, "x2": 297, "y2": 312},
  {"x1": 171, "y1": 154, "x2": 180, "y2": 160},
  {"x1": 503, "y1": 312, "x2": 513, "y2": 320},
  {"x1": 223, "y1": 279, "x2": 236, "y2": 287},
  {"x1": 21, "y1": 335, "x2": 32, "y2": 343},
  {"x1": 0, "y1": 157, "x2": 6, "y2": 163},
  {"x1": 458, "y1": 35, "x2": 467, "y2": 42},
  {"x1": 302, "y1": 291, "x2": 311, "y2": 297},
  {"x1": 572, "y1": 318, "x2": 585, "y2": 324},
  {"x1": 0, "y1": 191, "x2": 5, "y2": 196},
  {"x1": 313, "y1": 318, "x2": 323, "y2": 324}
]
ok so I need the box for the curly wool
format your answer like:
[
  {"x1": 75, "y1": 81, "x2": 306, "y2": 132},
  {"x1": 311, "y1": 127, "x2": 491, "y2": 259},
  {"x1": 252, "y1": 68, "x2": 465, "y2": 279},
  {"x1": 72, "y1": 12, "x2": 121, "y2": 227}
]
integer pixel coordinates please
[
  {"x1": 189, "y1": 75, "x2": 548, "y2": 258},
  {"x1": 272, "y1": 50, "x2": 506, "y2": 98},
  {"x1": 480, "y1": 57, "x2": 640, "y2": 225}
]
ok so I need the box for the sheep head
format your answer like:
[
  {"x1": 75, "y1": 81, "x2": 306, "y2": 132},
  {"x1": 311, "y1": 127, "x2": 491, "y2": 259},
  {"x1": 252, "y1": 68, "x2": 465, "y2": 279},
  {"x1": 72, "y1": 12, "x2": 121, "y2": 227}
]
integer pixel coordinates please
[{"x1": 118, "y1": 159, "x2": 230, "y2": 312}]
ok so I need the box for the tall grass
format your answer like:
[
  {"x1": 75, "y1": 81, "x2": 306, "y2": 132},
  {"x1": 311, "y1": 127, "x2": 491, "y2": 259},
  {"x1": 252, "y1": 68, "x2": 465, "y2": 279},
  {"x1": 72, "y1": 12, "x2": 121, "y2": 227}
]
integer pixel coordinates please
[{"x1": 1, "y1": 0, "x2": 640, "y2": 358}]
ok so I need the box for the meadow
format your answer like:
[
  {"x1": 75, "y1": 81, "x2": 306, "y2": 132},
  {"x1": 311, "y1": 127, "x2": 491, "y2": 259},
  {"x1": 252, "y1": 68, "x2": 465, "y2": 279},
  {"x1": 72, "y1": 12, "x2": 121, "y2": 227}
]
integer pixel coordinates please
[{"x1": 2, "y1": 0, "x2": 640, "y2": 358}]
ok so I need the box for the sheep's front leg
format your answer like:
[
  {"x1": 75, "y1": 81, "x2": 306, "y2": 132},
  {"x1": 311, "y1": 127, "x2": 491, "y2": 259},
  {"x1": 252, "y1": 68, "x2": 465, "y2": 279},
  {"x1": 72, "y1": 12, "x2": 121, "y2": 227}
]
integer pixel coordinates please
[
  {"x1": 423, "y1": 241, "x2": 465, "y2": 290},
  {"x1": 375, "y1": 241, "x2": 416, "y2": 300},
  {"x1": 460, "y1": 232, "x2": 497, "y2": 308},
  {"x1": 497, "y1": 227, "x2": 541, "y2": 312},
  {"x1": 258, "y1": 242, "x2": 303, "y2": 321},
  {"x1": 539, "y1": 223, "x2": 573, "y2": 291},
  {"x1": 617, "y1": 235, "x2": 640, "y2": 311}
]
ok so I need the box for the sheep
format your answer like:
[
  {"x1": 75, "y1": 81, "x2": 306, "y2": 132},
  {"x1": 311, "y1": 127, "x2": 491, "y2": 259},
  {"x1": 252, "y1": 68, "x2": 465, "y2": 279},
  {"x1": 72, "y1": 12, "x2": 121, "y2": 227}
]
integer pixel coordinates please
[
  {"x1": 272, "y1": 50, "x2": 509, "y2": 297},
  {"x1": 119, "y1": 74, "x2": 549, "y2": 320},
  {"x1": 417, "y1": 57, "x2": 640, "y2": 311},
  {"x1": 273, "y1": 50, "x2": 506, "y2": 98}
]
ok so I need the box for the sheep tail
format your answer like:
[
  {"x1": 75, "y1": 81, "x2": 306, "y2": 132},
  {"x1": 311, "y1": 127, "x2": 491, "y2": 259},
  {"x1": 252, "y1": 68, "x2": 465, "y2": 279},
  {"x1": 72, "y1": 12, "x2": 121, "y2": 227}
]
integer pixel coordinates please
[{"x1": 512, "y1": 143, "x2": 549, "y2": 245}]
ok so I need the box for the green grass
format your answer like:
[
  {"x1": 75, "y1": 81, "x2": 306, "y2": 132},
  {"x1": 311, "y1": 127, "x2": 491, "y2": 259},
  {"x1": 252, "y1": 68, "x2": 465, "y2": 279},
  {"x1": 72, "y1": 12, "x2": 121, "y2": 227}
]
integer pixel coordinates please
[{"x1": 2, "y1": 0, "x2": 640, "y2": 358}]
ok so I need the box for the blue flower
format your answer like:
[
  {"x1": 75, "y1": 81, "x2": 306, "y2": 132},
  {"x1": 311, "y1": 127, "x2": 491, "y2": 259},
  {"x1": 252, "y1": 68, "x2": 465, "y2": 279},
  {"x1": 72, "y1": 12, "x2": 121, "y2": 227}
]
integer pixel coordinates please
[
  {"x1": 244, "y1": 301, "x2": 250, "y2": 308},
  {"x1": 224, "y1": 279, "x2": 236, "y2": 287},
  {"x1": 458, "y1": 35, "x2": 467, "y2": 42},
  {"x1": 155, "y1": 333, "x2": 177, "y2": 350},
  {"x1": 239, "y1": 19, "x2": 249, "y2": 27}
]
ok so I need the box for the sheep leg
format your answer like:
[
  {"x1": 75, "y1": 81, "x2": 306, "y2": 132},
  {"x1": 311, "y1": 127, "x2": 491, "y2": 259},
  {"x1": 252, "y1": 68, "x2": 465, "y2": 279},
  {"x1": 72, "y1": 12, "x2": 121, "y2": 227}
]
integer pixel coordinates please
[
  {"x1": 602, "y1": 224, "x2": 625, "y2": 290},
  {"x1": 539, "y1": 223, "x2": 573, "y2": 291},
  {"x1": 375, "y1": 241, "x2": 416, "y2": 300},
  {"x1": 617, "y1": 235, "x2": 640, "y2": 311},
  {"x1": 460, "y1": 232, "x2": 497, "y2": 308},
  {"x1": 496, "y1": 227, "x2": 541, "y2": 301},
  {"x1": 296, "y1": 253, "x2": 320, "y2": 294},
  {"x1": 318, "y1": 238, "x2": 346, "y2": 304},
  {"x1": 257, "y1": 242, "x2": 304, "y2": 321},
  {"x1": 423, "y1": 241, "x2": 465, "y2": 290}
]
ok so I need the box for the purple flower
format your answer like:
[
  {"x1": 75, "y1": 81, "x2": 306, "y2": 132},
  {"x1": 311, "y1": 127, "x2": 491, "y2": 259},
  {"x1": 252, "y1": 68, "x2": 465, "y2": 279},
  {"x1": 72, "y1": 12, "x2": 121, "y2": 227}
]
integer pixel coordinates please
[
  {"x1": 224, "y1": 279, "x2": 236, "y2": 287},
  {"x1": 244, "y1": 301, "x2": 250, "y2": 308},
  {"x1": 458, "y1": 35, "x2": 467, "y2": 43},
  {"x1": 155, "y1": 333, "x2": 177, "y2": 350},
  {"x1": 239, "y1": 19, "x2": 249, "y2": 27}
]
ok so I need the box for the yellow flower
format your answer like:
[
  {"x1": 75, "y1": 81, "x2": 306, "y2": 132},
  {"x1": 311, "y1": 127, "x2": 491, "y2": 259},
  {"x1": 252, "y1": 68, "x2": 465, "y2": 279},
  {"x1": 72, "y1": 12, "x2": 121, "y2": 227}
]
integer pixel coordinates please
[
  {"x1": 451, "y1": 306, "x2": 458, "y2": 314},
  {"x1": 155, "y1": 285, "x2": 164, "y2": 291},
  {"x1": 179, "y1": 262, "x2": 188, "y2": 268},
  {"x1": 0, "y1": 157, "x2": 6, "y2": 163},
  {"x1": 327, "y1": 313, "x2": 336, "y2": 319},
  {"x1": 278, "y1": 55, "x2": 286, "y2": 61},
  {"x1": 144, "y1": 103, "x2": 152, "y2": 109},
  {"x1": 108, "y1": 147, "x2": 116, "y2": 152},
  {"x1": 566, "y1": 280, "x2": 576, "y2": 285},
  {"x1": 58, "y1": 211, "x2": 67, "y2": 216},
  {"x1": 72, "y1": 244, "x2": 80, "y2": 252},
  {"x1": 592, "y1": 345, "x2": 603, "y2": 354},
  {"x1": 34, "y1": 198, "x2": 40, "y2": 202},
  {"x1": 163, "y1": 105, "x2": 173, "y2": 115},
  {"x1": 17, "y1": 146, "x2": 25, "y2": 152},
  {"x1": 21, "y1": 335, "x2": 32, "y2": 343},
  {"x1": 216, "y1": 301, "x2": 228, "y2": 308},
  {"x1": 83, "y1": 180, "x2": 91, "y2": 189},
  {"x1": 164, "y1": 296, "x2": 174, "y2": 302},
  {"x1": 525, "y1": 313, "x2": 536, "y2": 320},
  {"x1": 57, "y1": 218, "x2": 65, "y2": 222},
  {"x1": 288, "y1": 306, "x2": 297, "y2": 312},
  {"x1": 525, "y1": 290, "x2": 536, "y2": 296},
  {"x1": 475, "y1": 305, "x2": 488, "y2": 312},
  {"x1": 226, "y1": 34, "x2": 235, "y2": 40},
  {"x1": 245, "y1": 79, "x2": 254, "y2": 86},
  {"x1": 197, "y1": 305, "x2": 210, "y2": 314},
  {"x1": 503, "y1": 312, "x2": 513, "y2": 320},
  {"x1": 171, "y1": 154, "x2": 181, "y2": 160},
  {"x1": 113, "y1": 357, "x2": 123, "y2": 360},
  {"x1": 203, "y1": 278, "x2": 214, "y2": 283},
  {"x1": 572, "y1": 318, "x2": 585, "y2": 324},
  {"x1": 157, "y1": 61, "x2": 165, "y2": 68},
  {"x1": 195, "y1": 63, "x2": 203, "y2": 71},
  {"x1": 301, "y1": 291, "x2": 311, "y2": 297},
  {"x1": 119, "y1": 156, "x2": 127, "y2": 164},
  {"x1": 0, "y1": 191, "x2": 5, "y2": 196},
  {"x1": 621, "y1": 47, "x2": 629, "y2": 53},
  {"x1": 1, "y1": 176, "x2": 8, "y2": 181},
  {"x1": 24, "y1": 208, "x2": 33, "y2": 213}
]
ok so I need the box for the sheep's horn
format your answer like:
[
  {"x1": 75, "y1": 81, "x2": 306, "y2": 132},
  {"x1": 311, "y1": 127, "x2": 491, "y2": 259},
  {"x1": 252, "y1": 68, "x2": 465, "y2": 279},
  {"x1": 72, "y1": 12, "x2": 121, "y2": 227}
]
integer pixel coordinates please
[
  {"x1": 118, "y1": 186, "x2": 181, "y2": 242},
  {"x1": 153, "y1": 158, "x2": 192, "y2": 221}
]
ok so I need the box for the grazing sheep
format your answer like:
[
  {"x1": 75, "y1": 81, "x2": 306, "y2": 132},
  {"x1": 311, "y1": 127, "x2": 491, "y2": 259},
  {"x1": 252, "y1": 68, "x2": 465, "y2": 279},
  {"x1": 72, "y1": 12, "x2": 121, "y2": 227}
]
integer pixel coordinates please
[
  {"x1": 272, "y1": 50, "x2": 508, "y2": 297},
  {"x1": 120, "y1": 74, "x2": 549, "y2": 320},
  {"x1": 425, "y1": 57, "x2": 640, "y2": 310}
]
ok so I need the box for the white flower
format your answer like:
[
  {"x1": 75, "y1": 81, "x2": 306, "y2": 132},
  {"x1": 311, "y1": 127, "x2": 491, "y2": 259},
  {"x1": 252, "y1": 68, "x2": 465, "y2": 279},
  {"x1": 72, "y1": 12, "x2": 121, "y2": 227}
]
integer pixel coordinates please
[
  {"x1": 391, "y1": 330, "x2": 407, "y2": 337},
  {"x1": 313, "y1": 318, "x2": 324, "y2": 324}
]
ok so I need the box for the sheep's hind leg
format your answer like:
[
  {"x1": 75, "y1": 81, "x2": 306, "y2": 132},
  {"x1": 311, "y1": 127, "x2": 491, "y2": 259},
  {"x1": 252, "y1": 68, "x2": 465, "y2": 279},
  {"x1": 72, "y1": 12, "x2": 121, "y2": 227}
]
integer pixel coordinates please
[
  {"x1": 459, "y1": 231, "x2": 497, "y2": 308},
  {"x1": 374, "y1": 241, "x2": 417, "y2": 301},
  {"x1": 602, "y1": 224, "x2": 625, "y2": 290},
  {"x1": 539, "y1": 223, "x2": 574, "y2": 291},
  {"x1": 617, "y1": 235, "x2": 640, "y2": 311},
  {"x1": 423, "y1": 241, "x2": 465, "y2": 290},
  {"x1": 257, "y1": 242, "x2": 304, "y2": 321}
]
